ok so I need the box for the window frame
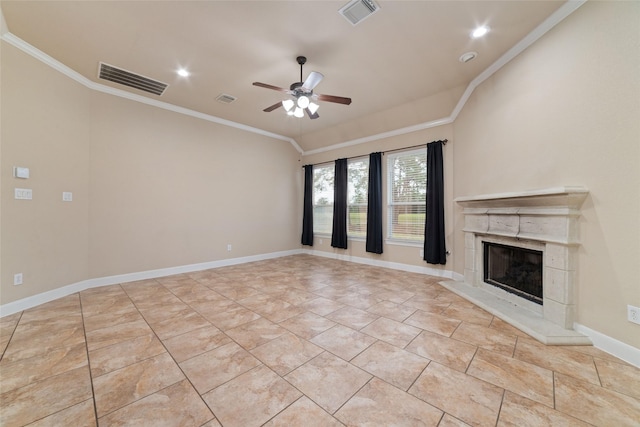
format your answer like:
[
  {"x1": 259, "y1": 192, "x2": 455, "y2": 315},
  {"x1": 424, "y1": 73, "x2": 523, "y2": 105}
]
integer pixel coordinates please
[
  {"x1": 386, "y1": 148, "x2": 427, "y2": 244},
  {"x1": 346, "y1": 156, "x2": 369, "y2": 240},
  {"x1": 312, "y1": 163, "x2": 334, "y2": 236}
]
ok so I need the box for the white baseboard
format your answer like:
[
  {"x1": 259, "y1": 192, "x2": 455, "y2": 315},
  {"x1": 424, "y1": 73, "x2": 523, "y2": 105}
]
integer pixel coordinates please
[
  {"x1": 301, "y1": 248, "x2": 459, "y2": 280},
  {"x1": 2, "y1": 248, "x2": 636, "y2": 368},
  {"x1": 303, "y1": 249, "x2": 639, "y2": 367},
  {"x1": 574, "y1": 323, "x2": 640, "y2": 368},
  {"x1": 0, "y1": 249, "x2": 301, "y2": 317}
]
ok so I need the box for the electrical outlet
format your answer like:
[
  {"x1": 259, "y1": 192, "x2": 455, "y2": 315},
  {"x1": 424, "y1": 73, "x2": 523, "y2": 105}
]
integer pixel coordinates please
[
  {"x1": 319, "y1": 239, "x2": 323, "y2": 245},
  {"x1": 628, "y1": 305, "x2": 640, "y2": 325},
  {"x1": 227, "y1": 244, "x2": 232, "y2": 252},
  {"x1": 14, "y1": 273, "x2": 23, "y2": 286},
  {"x1": 419, "y1": 249, "x2": 424, "y2": 258}
]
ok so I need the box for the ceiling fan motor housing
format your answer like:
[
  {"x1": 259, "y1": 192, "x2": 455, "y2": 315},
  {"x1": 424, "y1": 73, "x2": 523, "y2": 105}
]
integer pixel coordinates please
[{"x1": 289, "y1": 82, "x2": 312, "y2": 96}]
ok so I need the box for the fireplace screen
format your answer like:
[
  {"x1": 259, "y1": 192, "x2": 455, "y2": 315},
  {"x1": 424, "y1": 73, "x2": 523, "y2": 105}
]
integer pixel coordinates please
[{"x1": 483, "y1": 242, "x2": 543, "y2": 305}]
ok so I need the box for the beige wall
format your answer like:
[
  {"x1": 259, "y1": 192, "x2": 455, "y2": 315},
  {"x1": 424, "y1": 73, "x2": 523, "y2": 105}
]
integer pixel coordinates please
[
  {"x1": 1, "y1": 41, "x2": 301, "y2": 305},
  {"x1": 87, "y1": 92, "x2": 300, "y2": 278},
  {"x1": 1, "y1": 0, "x2": 638, "y2": 352},
  {"x1": 452, "y1": 1, "x2": 640, "y2": 347},
  {"x1": 1, "y1": 42, "x2": 91, "y2": 303}
]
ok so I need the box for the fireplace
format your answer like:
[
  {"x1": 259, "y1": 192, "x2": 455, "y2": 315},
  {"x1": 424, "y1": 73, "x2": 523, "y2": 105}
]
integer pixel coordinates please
[
  {"x1": 443, "y1": 187, "x2": 590, "y2": 345},
  {"x1": 483, "y1": 242, "x2": 543, "y2": 305}
]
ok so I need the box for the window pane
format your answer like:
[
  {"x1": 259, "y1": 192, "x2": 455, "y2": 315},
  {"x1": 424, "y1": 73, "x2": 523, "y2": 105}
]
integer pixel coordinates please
[
  {"x1": 387, "y1": 149, "x2": 426, "y2": 241},
  {"x1": 313, "y1": 165, "x2": 334, "y2": 234},
  {"x1": 389, "y1": 204, "x2": 425, "y2": 241},
  {"x1": 390, "y1": 153, "x2": 426, "y2": 203},
  {"x1": 348, "y1": 158, "x2": 368, "y2": 237}
]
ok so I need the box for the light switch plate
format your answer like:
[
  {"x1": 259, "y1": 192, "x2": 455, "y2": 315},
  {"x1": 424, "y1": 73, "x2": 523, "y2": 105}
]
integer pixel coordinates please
[
  {"x1": 13, "y1": 166, "x2": 30, "y2": 179},
  {"x1": 62, "y1": 192, "x2": 73, "y2": 202},
  {"x1": 15, "y1": 188, "x2": 33, "y2": 200}
]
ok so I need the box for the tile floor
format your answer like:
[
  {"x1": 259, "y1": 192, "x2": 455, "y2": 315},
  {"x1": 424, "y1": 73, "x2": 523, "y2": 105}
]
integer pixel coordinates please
[{"x1": 1, "y1": 254, "x2": 639, "y2": 426}]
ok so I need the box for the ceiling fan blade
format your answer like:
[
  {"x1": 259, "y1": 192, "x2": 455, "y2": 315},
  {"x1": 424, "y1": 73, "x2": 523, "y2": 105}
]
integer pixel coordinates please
[
  {"x1": 301, "y1": 71, "x2": 324, "y2": 92},
  {"x1": 316, "y1": 94, "x2": 352, "y2": 105},
  {"x1": 253, "y1": 82, "x2": 289, "y2": 92},
  {"x1": 305, "y1": 108, "x2": 319, "y2": 120},
  {"x1": 263, "y1": 102, "x2": 283, "y2": 112}
]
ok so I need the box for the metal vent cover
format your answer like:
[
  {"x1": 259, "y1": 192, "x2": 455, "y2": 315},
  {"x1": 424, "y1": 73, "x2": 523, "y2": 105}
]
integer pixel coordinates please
[
  {"x1": 98, "y1": 62, "x2": 168, "y2": 96},
  {"x1": 339, "y1": 0, "x2": 379, "y2": 26},
  {"x1": 216, "y1": 93, "x2": 237, "y2": 104}
]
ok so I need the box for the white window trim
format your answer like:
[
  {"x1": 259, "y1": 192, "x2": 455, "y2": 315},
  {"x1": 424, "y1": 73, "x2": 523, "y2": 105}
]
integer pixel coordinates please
[
  {"x1": 347, "y1": 156, "x2": 369, "y2": 239},
  {"x1": 312, "y1": 163, "x2": 335, "y2": 236},
  {"x1": 386, "y1": 148, "x2": 426, "y2": 244}
]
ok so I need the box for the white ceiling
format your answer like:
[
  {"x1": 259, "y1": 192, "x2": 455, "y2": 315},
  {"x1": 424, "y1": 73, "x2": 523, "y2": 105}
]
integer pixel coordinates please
[{"x1": 1, "y1": 1, "x2": 566, "y2": 152}]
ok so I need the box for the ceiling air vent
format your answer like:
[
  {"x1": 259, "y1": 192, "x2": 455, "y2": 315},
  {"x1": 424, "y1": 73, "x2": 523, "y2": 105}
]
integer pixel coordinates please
[
  {"x1": 98, "y1": 62, "x2": 168, "y2": 96},
  {"x1": 339, "y1": 0, "x2": 379, "y2": 26},
  {"x1": 216, "y1": 93, "x2": 237, "y2": 104}
]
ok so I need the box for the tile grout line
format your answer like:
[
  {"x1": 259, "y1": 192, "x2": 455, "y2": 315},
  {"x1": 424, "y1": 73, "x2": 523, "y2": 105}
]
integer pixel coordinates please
[
  {"x1": 99, "y1": 279, "x2": 218, "y2": 424},
  {"x1": 136, "y1": 277, "x2": 224, "y2": 425},
  {"x1": 0, "y1": 310, "x2": 24, "y2": 361},
  {"x1": 331, "y1": 375, "x2": 376, "y2": 418},
  {"x1": 78, "y1": 291, "x2": 99, "y2": 425},
  {"x1": 494, "y1": 389, "x2": 507, "y2": 427},
  {"x1": 6, "y1": 256, "x2": 639, "y2": 425},
  {"x1": 552, "y1": 371, "x2": 558, "y2": 410},
  {"x1": 403, "y1": 358, "x2": 431, "y2": 393},
  {"x1": 3, "y1": 295, "x2": 95, "y2": 425}
]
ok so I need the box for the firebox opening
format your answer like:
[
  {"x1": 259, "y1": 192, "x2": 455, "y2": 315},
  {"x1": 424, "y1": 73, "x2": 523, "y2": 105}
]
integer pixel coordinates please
[{"x1": 483, "y1": 242, "x2": 543, "y2": 305}]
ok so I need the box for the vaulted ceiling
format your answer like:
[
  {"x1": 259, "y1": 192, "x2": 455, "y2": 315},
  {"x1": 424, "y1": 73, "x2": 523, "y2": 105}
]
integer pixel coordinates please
[{"x1": 1, "y1": 1, "x2": 566, "y2": 152}]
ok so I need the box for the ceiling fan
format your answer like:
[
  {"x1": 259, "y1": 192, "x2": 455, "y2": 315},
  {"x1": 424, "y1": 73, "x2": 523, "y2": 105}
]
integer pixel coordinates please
[{"x1": 253, "y1": 56, "x2": 352, "y2": 120}]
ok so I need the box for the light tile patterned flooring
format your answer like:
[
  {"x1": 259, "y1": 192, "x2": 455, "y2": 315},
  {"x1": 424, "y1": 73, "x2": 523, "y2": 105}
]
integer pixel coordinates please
[{"x1": 1, "y1": 255, "x2": 639, "y2": 426}]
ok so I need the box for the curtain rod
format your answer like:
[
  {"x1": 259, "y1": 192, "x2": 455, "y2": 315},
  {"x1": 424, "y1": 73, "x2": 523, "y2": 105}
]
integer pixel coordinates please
[
  {"x1": 382, "y1": 139, "x2": 448, "y2": 156},
  {"x1": 302, "y1": 139, "x2": 448, "y2": 167}
]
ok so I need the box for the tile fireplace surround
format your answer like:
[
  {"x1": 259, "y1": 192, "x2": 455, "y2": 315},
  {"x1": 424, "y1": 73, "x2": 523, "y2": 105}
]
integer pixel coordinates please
[{"x1": 440, "y1": 187, "x2": 591, "y2": 345}]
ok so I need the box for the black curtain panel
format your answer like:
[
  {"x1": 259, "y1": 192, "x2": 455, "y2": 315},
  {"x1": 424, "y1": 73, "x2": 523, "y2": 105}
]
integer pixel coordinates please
[
  {"x1": 366, "y1": 152, "x2": 383, "y2": 254},
  {"x1": 424, "y1": 141, "x2": 447, "y2": 264},
  {"x1": 331, "y1": 158, "x2": 348, "y2": 249},
  {"x1": 301, "y1": 164, "x2": 314, "y2": 246}
]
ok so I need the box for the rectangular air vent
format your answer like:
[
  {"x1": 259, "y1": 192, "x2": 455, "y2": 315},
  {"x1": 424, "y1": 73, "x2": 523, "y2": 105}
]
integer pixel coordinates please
[
  {"x1": 216, "y1": 93, "x2": 237, "y2": 104},
  {"x1": 98, "y1": 62, "x2": 168, "y2": 96},
  {"x1": 339, "y1": 0, "x2": 379, "y2": 26}
]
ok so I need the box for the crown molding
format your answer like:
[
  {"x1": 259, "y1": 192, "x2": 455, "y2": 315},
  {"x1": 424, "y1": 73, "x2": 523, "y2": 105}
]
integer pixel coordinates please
[
  {"x1": 302, "y1": 0, "x2": 586, "y2": 156},
  {"x1": 0, "y1": 32, "x2": 303, "y2": 154},
  {"x1": 0, "y1": 1, "x2": 585, "y2": 157}
]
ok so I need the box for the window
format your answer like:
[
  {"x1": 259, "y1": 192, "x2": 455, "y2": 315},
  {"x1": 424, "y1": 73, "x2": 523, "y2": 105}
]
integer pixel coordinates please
[
  {"x1": 312, "y1": 160, "x2": 369, "y2": 237},
  {"x1": 387, "y1": 149, "x2": 427, "y2": 242},
  {"x1": 313, "y1": 164, "x2": 334, "y2": 234},
  {"x1": 347, "y1": 157, "x2": 369, "y2": 238}
]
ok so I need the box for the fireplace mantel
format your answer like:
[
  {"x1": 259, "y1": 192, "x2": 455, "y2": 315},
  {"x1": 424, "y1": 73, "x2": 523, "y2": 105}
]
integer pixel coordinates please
[
  {"x1": 441, "y1": 187, "x2": 591, "y2": 345},
  {"x1": 455, "y1": 187, "x2": 589, "y2": 245},
  {"x1": 455, "y1": 186, "x2": 589, "y2": 211}
]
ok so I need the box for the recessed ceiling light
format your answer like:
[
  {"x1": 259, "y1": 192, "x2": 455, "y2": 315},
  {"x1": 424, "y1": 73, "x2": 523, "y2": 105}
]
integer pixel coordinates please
[
  {"x1": 177, "y1": 68, "x2": 190, "y2": 77},
  {"x1": 471, "y1": 25, "x2": 490, "y2": 39},
  {"x1": 459, "y1": 52, "x2": 478, "y2": 63}
]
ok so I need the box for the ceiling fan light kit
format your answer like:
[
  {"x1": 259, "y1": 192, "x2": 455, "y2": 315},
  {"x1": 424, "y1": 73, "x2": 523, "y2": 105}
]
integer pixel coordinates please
[
  {"x1": 253, "y1": 55, "x2": 351, "y2": 120},
  {"x1": 307, "y1": 102, "x2": 319, "y2": 115},
  {"x1": 297, "y1": 95, "x2": 310, "y2": 109},
  {"x1": 282, "y1": 99, "x2": 295, "y2": 112}
]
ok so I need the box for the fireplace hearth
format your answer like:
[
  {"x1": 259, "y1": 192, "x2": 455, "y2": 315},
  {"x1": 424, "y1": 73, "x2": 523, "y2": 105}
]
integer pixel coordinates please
[{"x1": 441, "y1": 187, "x2": 591, "y2": 345}]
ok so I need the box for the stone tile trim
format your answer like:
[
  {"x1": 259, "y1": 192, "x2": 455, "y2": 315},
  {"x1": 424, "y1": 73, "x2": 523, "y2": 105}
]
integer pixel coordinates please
[{"x1": 456, "y1": 187, "x2": 588, "y2": 333}]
